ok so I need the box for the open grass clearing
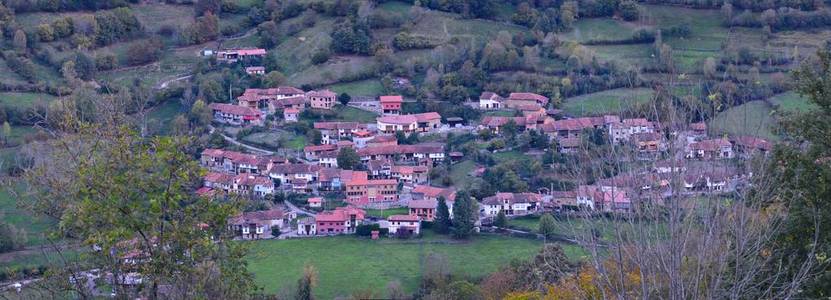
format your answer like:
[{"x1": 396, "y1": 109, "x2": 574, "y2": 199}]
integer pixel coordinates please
[
  {"x1": 0, "y1": 181, "x2": 55, "y2": 247},
  {"x1": 0, "y1": 92, "x2": 56, "y2": 109},
  {"x1": 331, "y1": 105, "x2": 378, "y2": 123},
  {"x1": 326, "y1": 79, "x2": 384, "y2": 97},
  {"x1": 562, "y1": 88, "x2": 654, "y2": 117},
  {"x1": 145, "y1": 99, "x2": 184, "y2": 136},
  {"x1": 364, "y1": 207, "x2": 409, "y2": 219},
  {"x1": 132, "y1": 3, "x2": 194, "y2": 34},
  {"x1": 709, "y1": 100, "x2": 780, "y2": 141},
  {"x1": 448, "y1": 160, "x2": 476, "y2": 190},
  {"x1": 769, "y1": 91, "x2": 818, "y2": 113},
  {"x1": 561, "y1": 18, "x2": 643, "y2": 43},
  {"x1": 247, "y1": 233, "x2": 583, "y2": 298}
]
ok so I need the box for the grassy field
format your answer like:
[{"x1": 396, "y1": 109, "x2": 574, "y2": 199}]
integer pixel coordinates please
[
  {"x1": 448, "y1": 160, "x2": 476, "y2": 190},
  {"x1": 709, "y1": 101, "x2": 779, "y2": 140},
  {"x1": 562, "y1": 88, "x2": 654, "y2": 116},
  {"x1": 364, "y1": 207, "x2": 409, "y2": 218},
  {"x1": 507, "y1": 215, "x2": 665, "y2": 242},
  {"x1": 332, "y1": 106, "x2": 378, "y2": 123},
  {"x1": 242, "y1": 130, "x2": 307, "y2": 151},
  {"x1": 561, "y1": 18, "x2": 642, "y2": 43},
  {"x1": 769, "y1": 91, "x2": 818, "y2": 113},
  {"x1": 247, "y1": 233, "x2": 582, "y2": 298},
  {"x1": 0, "y1": 182, "x2": 54, "y2": 246},
  {"x1": 0, "y1": 92, "x2": 56, "y2": 109},
  {"x1": 326, "y1": 80, "x2": 385, "y2": 97},
  {"x1": 145, "y1": 99, "x2": 184, "y2": 135}
]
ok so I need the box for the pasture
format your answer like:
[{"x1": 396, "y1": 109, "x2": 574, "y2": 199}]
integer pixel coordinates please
[{"x1": 247, "y1": 233, "x2": 583, "y2": 298}]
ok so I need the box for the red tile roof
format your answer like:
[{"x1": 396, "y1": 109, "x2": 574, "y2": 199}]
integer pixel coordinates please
[
  {"x1": 508, "y1": 92, "x2": 549, "y2": 105},
  {"x1": 379, "y1": 95, "x2": 403, "y2": 103},
  {"x1": 209, "y1": 103, "x2": 262, "y2": 117}
]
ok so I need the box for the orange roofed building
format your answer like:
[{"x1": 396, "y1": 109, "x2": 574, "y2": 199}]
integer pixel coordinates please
[
  {"x1": 345, "y1": 171, "x2": 399, "y2": 206},
  {"x1": 380, "y1": 95, "x2": 403, "y2": 115}
]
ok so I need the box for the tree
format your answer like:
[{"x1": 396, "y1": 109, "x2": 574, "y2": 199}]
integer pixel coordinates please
[
  {"x1": 766, "y1": 49, "x2": 831, "y2": 297},
  {"x1": 61, "y1": 60, "x2": 78, "y2": 84},
  {"x1": 451, "y1": 191, "x2": 477, "y2": 239},
  {"x1": 189, "y1": 99, "x2": 212, "y2": 127},
  {"x1": 171, "y1": 114, "x2": 189, "y2": 135},
  {"x1": 538, "y1": 214, "x2": 557, "y2": 240},
  {"x1": 17, "y1": 101, "x2": 256, "y2": 298},
  {"x1": 263, "y1": 71, "x2": 286, "y2": 87},
  {"x1": 336, "y1": 147, "x2": 361, "y2": 170},
  {"x1": 338, "y1": 93, "x2": 351, "y2": 106},
  {"x1": 296, "y1": 265, "x2": 317, "y2": 300},
  {"x1": 0, "y1": 223, "x2": 23, "y2": 253},
  {"x1": 434, "y1": 196, "x2": 452, "y2": 234},
  {"x1": 494, "y1": 210, "x2": 508, "y2": 228},
  {"x1": 37, "y1": 23, "x2": 55, "y2": 42},
  {"x1": 12, "y1": 29, "x2": 26, "y2": 51},
  {"x1": 74, "y1": 52, "x2": 97, "y2": 81},
  {"x1": 1, "y1": 121, "x2": 10, "y2": 145},
  {"x1": 271, "y1": 226, "x2": 281, "y2": 238}
]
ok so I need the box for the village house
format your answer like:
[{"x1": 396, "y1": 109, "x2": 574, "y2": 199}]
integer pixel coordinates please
[
  {"x1": 245, "y1": 66, "x2": 265, "y2": 75},
  {"x1": 380, "y1": 95, "x2": 403, "y2": 115},
  {"x1": 366, "y1": 159, "x2": 393, "y2": 179},
  {"x1": 731, "y1": 136, "x2": 772, "y2": 158},
  {"x1": 481, "y1": 192, "x2": 542, "y2": 216},
  {"x1": 479, "y1": 91, "x2": 504, "y2": 110},
  {"x1": 632, "y1": 132, "x2": 665, "y2": 158},
  {"x1": 686, "y1": 138, "x2": 734, "y2": 160},
  {"x1": 609, "y1": 118, "x2": 657, "y2": 144},
  {"x1": 231, "y1": 174, "x2": 275, "y2": 196},
  {"x1": 203, "y1": 172, "x2": 234, "y2": 191},
  {"x1": 391, "y1": 165, "x2": 429, "y2": 184},
  {"x1": 267, "y1": 163, "x2": 321, "y2": 186},
  {"x1": 504, "y1": 92, "x2": 549, "y2": 109},
  {"x1": 549, "y1": 191, "x2": 578, "y2": 210},
  {"x1": 215, "y1": 48, "x2": 267, "y2": 63},
  {"x1": 318, "y1": 168, "x2": 355, "y2": 191},
  {"x1": 550, "y1": 137, "x2": 579, "y2": 153},
  {"x1": 208, "y1": 103, "x2": 263, "y2": 126},
  {"x1": 228, "y1": 208, "x2": 285, "y2": 240},
  {"x1": 366, "y1": 135, "x2": 398, "y2": 148},
  {"x1": 479, "y1": 116, "x2": 529, "y2": 135},
  {"x1": 575, "y1": 185, "x2": 631, "y2": 212},
  {"x1": 683, "y1": 166, "x2": 740, "y2": 193},
  {"x1": 318, "y1": 151, "x2": 339, "y2": 168},
  {"x1": 357, "y1": 143, "x2": 445, "y2": 165},
  {"x1": 200, "y1": 148, "x2": 283, "y2": 175},
  {"x1": 283, "y1": 108, "x2": 299, "y2": 122},
  {"x1": 542, "y1": 116, "x2": 615, "y2": 141},
  {"x1": 376, "y1": 112, "x2": 442, "y2": 134},
  {"x1": 314, "y1": 207, "x2": 366, "y2": 235},
  {"x1": 344, "y1": 171, "x2": 399, "y2": 206},
  {"x1": 690, "y1": 122, "x2": 707, "y2": 137},
  {"x1": 408, "y1": 185, "x2": 457, "y2": 221},
  {"x1": 387, "y1": 214, "x2": 421, "y2": 236},
  {"x1": 297, "y1": 217, "x2": 317, "y2": 236},
  {"x1": 352, "y1": 130, "x2": 375, "y2": 148},
  {"x1": 237, "y1": 87, "x2": 306, "y2": 113},
  {"x1": 307, "y1": 89, "x2": 338, "y2": 110},
  {"x1": 314, "y1": 122, "x2": 367, "y2": 145},
  {"x1": 308, "y1": 197, "x2": 323, "y2": 208},
  {"x1": 304, "y1": 144, "x2": 337, "y2": 161}
]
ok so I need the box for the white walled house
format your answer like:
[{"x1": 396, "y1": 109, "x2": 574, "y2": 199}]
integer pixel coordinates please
[{"x1": 387, "y1": 215, "x2": 421, "y2": 235}]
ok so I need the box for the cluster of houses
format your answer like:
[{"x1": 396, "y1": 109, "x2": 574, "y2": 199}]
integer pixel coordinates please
[{"x1": 197, "y1": 86, "x2": 776, "y2": 241}]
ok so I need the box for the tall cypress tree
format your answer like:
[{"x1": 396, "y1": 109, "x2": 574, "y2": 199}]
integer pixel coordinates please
[
  {"x1": 452, "y1": 191, "x2": 477, "y2": 239},
  {"x1": 434, "y1": 196, "x2": 451, "y2": 234}
]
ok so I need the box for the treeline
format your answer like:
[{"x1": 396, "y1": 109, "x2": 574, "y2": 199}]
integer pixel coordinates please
[
  {"x1": 1, "y1": 0, "x2": 135, "y2": 13},
  {"x1": 726, "y1": 7, "x2": 831, "y2": 31},
  {"x1": 639, "y1": 0, "x2": 820, "y2": 11}
]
